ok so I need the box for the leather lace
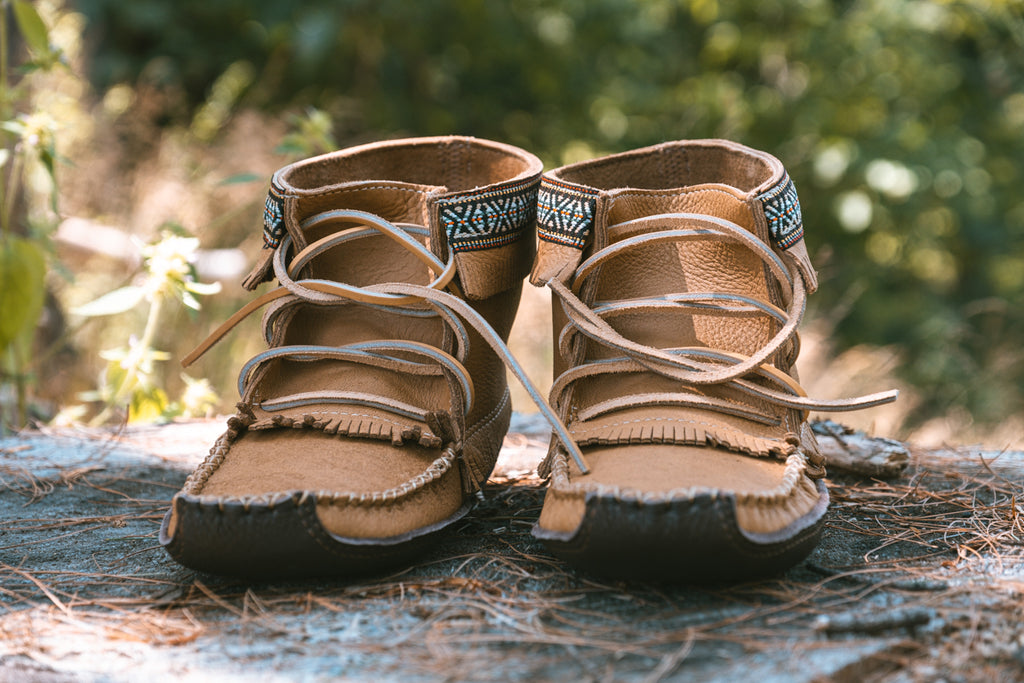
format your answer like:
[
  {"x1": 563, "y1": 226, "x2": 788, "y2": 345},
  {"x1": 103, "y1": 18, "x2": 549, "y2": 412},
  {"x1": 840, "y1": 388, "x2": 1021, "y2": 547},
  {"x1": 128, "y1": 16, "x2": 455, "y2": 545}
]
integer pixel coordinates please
[
  {"x1": 184, "y1": 210, "x2": 591, "y2": 474},
  {"x1": 545, "y1": 212, "x2": 898, "y2": 462},
  {"x1": 186, "y1": 209, "x2": 897, "y2": 481}
]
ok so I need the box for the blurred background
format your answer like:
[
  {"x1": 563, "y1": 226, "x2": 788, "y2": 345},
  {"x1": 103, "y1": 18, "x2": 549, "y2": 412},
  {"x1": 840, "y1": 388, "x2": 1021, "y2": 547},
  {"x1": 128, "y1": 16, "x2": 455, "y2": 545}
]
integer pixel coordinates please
[{"x1": 1, "y1": 0, "x2": 1022, "y2": 447}]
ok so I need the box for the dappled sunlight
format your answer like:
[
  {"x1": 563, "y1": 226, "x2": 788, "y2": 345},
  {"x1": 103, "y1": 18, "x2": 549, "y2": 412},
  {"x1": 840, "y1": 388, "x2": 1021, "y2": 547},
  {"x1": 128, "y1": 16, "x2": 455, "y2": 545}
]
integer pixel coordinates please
[
  {"x1": 0, "y1": 0, "x2": 1020, "y2": 443},
  {"x1": 0, "y1": 3, "x2": 1021, "y2": 680}
]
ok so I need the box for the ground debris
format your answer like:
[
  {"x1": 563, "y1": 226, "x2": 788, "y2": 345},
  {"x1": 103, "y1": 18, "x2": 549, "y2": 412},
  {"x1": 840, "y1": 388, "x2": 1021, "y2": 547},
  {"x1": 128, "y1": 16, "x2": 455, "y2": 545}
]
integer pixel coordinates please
[
  {"x1": 1, "y1": 422, "x2": 1023, "y2": 682},
  {"x1": 814, "y1": 606, "x2": 936, "y2": 635},
  {"x1": 813, "y1": 419, "x2": 910, "y2": 478}
]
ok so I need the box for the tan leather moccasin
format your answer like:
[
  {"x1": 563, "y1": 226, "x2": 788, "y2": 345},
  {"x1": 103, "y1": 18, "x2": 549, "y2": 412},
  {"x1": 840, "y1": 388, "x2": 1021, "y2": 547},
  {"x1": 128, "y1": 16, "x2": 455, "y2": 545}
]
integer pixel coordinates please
[
  {"x1": 161, "y1": 136, "x2": 578, "y2": 577},
  {"x1": 529, "y1": 140, "x2": 897, "y2": 581}
]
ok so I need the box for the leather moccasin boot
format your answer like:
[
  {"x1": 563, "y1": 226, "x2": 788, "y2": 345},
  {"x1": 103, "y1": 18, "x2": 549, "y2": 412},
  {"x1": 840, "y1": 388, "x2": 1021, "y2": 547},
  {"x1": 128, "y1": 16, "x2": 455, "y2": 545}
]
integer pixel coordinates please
[
  {"x1": 161, "y1": 136, "x2": 579, "y2": 578},
  {"x1": 529, "y1": 140, "x2": 897, "y2": 581}
]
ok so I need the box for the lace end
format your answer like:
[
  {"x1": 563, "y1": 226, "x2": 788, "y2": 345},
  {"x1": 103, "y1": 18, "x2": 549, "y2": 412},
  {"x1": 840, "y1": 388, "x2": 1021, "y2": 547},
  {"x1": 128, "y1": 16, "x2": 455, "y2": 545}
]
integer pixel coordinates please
[
  {"x1": 180, "y1": 348, "x2": 200, "y2": 369},
  {"x1": 824, "y1": 388, "x2": 900, "y2": 412},
  {"x1": 242, "y1": 249, "x2": 275, "y2": 291},
  {"x1": 782, "y1": 241, "x2": 818, "y2": 294},
  {"x1": 537, "y1": 448, "x2": 555, "y2": 479},
  {"x1": 529, "y1": 242, "x2": 583, "y2": 287}
]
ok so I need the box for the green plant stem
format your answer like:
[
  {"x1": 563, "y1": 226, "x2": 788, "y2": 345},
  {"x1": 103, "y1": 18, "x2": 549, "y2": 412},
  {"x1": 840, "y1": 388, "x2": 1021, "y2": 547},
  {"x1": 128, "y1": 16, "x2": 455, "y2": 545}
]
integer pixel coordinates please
[
  {"x1": 1, "y1": 4, "x2": 17, "y2": 428},
  {"x1": 13, "y1": 340, "x2": 26, "y2": 426},
  {"x1": 1, "y1": 347, "x2": 12, "y2": 433},
  {"x1": 90, "y1": 293, "x2": 164, "y2": 426},
  {"x1": 0, "y1": 3, "x2": 9, "y2": 239},
  {"x1": 202, "y1": 197, "x2": 259, "y2": 236}
]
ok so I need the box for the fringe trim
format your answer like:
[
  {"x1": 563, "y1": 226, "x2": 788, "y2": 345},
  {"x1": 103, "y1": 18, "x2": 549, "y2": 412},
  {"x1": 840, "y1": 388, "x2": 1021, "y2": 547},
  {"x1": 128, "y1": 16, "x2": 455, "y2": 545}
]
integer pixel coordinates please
[
  {"x1": 178, "y1": 404, "x2": 458, "y2": 507},
  {"x1": 570, "y1": 417, "x2": 789, "y2": 458},
  {"x1": 247, "y1": 410, "x2": 443, "y2": 448}
]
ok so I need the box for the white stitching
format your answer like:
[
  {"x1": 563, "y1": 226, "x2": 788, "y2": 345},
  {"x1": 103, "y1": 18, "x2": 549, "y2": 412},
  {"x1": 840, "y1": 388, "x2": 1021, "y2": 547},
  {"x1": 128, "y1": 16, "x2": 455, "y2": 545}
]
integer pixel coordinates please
[{"x1": 464, "y1": 388, "x2": 510, "y2": 441}]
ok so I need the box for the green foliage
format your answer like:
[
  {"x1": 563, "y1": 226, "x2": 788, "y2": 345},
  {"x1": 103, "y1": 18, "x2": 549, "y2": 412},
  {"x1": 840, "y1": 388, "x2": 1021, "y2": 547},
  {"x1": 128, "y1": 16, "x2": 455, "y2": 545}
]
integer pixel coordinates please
[
  {"x1": 0, "y1": 237, "x2": 45, "y2": 427},
  {"x1": 0, "y1": 0, "x2": 64, "y2": 429},
  {"x1": 73, "y1": 0, "x2": 1024, "y2": 430},
  {"x1": 275, "y1": 108, "x2": 337, "y2": 157},
  {"x1": 11, "y1": 1, "x2": 49, "y2": 55},
  {"x1": 72, "y1": 229, "x2": 221, "y2": 425},
  {"x1": 11, "y1": 0, "x2": 63, "y2": 70},
  {"x1": 0, "y1": 237, "x2": 45, "y2": 354}
]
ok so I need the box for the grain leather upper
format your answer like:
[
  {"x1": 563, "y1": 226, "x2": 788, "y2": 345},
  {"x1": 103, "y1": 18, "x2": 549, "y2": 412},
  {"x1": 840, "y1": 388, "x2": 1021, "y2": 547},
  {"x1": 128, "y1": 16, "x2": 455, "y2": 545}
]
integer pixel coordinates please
[
  {"x1": 531, "y1": 140, "x2": 897, "y2": 579},
  {"x1": 162, "y1": 137, "x2": 548, "y2": 576}
]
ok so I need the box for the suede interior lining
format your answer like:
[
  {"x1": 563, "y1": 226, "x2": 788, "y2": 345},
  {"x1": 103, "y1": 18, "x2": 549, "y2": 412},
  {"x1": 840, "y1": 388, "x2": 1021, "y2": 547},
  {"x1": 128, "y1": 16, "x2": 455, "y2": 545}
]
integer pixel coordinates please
[
  {"x1": 294, "y1": 184, "x2": 436, "y2": 230},
  {"x1": 284, "y1": 138, "x2": 534, "y2": 193},
  {"x1": 558, "y1": 142, "x2": 772, "y2": 193}
]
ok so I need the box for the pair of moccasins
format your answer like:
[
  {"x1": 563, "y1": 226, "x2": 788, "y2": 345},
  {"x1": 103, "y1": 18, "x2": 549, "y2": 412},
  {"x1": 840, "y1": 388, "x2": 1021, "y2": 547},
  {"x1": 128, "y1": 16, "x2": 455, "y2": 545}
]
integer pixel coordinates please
[{"x1": 160, "y1": 136, "x2": 896, "y2": 581}]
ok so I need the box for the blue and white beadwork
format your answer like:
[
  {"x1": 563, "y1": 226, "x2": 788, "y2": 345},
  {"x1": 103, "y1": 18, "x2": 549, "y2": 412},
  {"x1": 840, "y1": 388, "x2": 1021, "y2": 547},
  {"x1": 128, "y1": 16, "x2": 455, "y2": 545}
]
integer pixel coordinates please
[
  {"x1": 758, "y1": 172, "x2": 804, "y2": 251},
  {"x1": 262, "y1": 181, "x2": 287, "y2": 249},
  {"x1": 438, "y1": 178, "x2": 538, "y2": 252},
  {"x1": 536, "y1": 177, "x2": 600, "y2": 248}
]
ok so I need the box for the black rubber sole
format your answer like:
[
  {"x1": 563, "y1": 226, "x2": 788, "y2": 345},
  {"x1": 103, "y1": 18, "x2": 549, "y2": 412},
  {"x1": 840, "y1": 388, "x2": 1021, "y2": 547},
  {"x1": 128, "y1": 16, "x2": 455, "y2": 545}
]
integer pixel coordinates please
[
  {"x1": 533, "y1": 479, "x2": 829, "y2": 582},
  {"x1": 160, "y1": 493, "x2": 471, "y2": 579}
]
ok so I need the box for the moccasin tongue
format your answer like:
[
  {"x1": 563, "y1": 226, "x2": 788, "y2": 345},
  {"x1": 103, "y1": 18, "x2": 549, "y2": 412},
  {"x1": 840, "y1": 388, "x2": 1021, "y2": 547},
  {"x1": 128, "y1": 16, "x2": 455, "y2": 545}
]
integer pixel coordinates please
[
  {"x1": 244, "y1": 178, "x2": 445, "y2": 290},
  {"x1": 245, "y1": 401, "x2": 444, "y2": 449},
  {"x1": 538, "y1": 141, "x2": 820, "y2": 449},
  {"x1": 596, "y1": 187, "x2": 779, "y2": 364}
]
